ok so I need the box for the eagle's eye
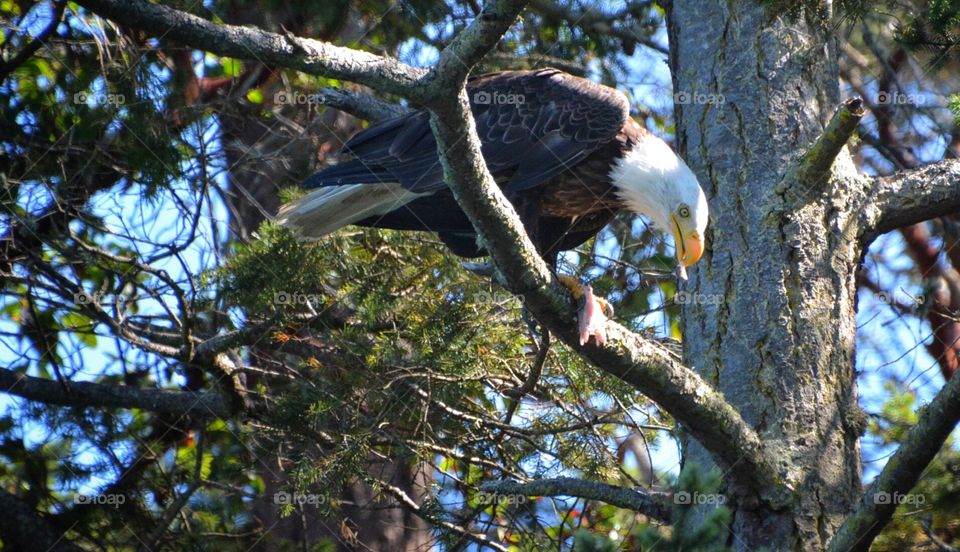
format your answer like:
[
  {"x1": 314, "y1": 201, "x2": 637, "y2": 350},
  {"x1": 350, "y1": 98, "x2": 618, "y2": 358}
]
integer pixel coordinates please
[{"x1": 678, "y1": 204, "x2": 691, "y2": 218}]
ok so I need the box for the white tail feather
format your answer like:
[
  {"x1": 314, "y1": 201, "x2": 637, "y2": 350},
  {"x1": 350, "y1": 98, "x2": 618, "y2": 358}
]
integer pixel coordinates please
[{"x1": 276, "y1": 183, "x2": 425, "y2": 239}]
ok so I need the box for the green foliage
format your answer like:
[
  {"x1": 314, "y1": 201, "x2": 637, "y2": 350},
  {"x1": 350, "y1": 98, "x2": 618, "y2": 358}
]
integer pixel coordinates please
[
  {"x1": 871, "y1": 386, "x2": 960, "y2": 550},
  {"x1": 896, "y1": 0, "x2": 960, "y2": 67},
  {"x1": 215, "y1": 221, "x2": 336, "y2": 316},
  {"x1": 212, "y1": 220, "x2": 664, "y2": 543},
  {"x1": 633, "y1": 464, "x2": 732, "y2": 552},
  {"x1": 949, "y1": 94, "x2": 960, "y2": 125}
]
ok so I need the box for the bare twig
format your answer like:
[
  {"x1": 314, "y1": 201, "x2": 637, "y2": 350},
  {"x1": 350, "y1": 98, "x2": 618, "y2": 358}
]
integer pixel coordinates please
[{"x1": 375, "y1": 479, "x2": 510, "y2": 552}]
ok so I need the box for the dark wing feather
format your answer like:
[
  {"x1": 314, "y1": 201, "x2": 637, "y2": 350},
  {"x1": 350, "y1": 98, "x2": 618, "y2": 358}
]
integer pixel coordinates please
[{"x1": 304, "y1": 69, "x2": 629, "y2": 196}]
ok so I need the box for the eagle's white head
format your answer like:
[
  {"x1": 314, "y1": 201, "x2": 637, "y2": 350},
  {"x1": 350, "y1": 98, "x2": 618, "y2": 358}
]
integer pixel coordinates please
[{"x1": 609, "y1": 135, "x2": 708, "y2": 276}]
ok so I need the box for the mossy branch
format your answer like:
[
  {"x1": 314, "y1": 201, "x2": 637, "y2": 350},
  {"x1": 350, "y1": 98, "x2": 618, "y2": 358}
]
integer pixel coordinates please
[{"x1": 778, "y1": 97, "x2": 865, "y2": 198}]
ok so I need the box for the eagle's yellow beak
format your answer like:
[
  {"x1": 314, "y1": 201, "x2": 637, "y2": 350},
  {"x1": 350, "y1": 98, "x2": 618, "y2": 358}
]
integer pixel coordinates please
[{"x1": 671, "y1": 214, "x2": 704, "y2": 268}]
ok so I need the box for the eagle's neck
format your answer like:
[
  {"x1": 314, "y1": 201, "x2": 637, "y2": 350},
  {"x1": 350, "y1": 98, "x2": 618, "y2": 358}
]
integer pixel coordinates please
[{"x1": 608, "y1": 135, "x2": 699, "y2": 231}]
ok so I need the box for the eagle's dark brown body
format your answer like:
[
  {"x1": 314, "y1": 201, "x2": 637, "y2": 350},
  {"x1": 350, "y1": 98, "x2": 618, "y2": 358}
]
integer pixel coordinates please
[
  {"x1": 298, "y1": 69, "x2": 647, "y2": 262},
  {"x1": 539, "y1": 119, "x2": 647, "y2": 217}
]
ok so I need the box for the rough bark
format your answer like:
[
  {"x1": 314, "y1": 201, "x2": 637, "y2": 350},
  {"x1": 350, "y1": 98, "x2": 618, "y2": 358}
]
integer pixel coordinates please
[
  {"x1": 668, "y1": 3, "x2": 863, "y2": 549},
  {"x1": 863, "y1": 160, "x2": 960, "y2": 238}
]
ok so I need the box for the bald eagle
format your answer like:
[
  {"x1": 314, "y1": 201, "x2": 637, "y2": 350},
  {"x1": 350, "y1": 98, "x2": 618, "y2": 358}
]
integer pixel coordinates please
[{"x1": 278, "y1": 69, "x2": 708, "y2": 345}]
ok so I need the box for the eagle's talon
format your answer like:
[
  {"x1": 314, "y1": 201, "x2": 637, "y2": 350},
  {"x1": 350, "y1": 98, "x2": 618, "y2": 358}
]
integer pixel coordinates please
[
  {"x1": 557, "y1": 275, "x2": 610, "y2": 346},
  {"x1": 578, "y1": 285, "x2": 610, "y2": 346},
  {"x1": 594, "y1": 295, "x2": 614, "y2": 318}
]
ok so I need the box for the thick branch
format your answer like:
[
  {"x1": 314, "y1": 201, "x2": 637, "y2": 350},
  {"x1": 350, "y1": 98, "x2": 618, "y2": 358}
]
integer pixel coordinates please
[
  {"x1": 311, "y1": 87, "x2": 407, "y2": 122},
  {"x1": 827, "y1": 363, "x2": 960, "y2": 552},
  {"x1": 425, "y1": 0, "x2": 530, "y2": 95},
  {"x1": 0, "y1": 369, "x2": 233, "y2": 418},
  {"x1": 0, "y1": 489, "x2": 82, "y2": 552},
  {"x1": 427, "y1": 91, "x2": 783, "y2": 503},
  {"x1": 863, "y1": 159, "x2": 960, "y2": 238},
  {"x1": 479, "y1": 477, "x2": 672, "y2": 522},
  {"x1": 779, "y1": 98, "x2": 865, "y2": 197},
  {"x1": 76, "y1": 0, "x2": 427, "y2": 100}
]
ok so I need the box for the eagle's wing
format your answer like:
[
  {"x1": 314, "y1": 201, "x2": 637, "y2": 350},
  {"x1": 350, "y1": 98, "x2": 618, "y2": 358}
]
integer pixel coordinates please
[{"x1": 303, "y1": 68, "x2": 630, "y2": 195}]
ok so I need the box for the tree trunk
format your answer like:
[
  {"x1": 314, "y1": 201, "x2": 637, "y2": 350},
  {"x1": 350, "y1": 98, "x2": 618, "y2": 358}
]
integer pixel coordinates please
[{"x1": 669, "y1": 3, "x2": 864, "y2": 549}]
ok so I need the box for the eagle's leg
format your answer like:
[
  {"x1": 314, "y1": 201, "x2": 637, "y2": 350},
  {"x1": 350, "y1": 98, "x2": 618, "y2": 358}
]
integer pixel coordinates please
[{"x1": 556, "y1": 275, "x2": 613, "y2": 346}]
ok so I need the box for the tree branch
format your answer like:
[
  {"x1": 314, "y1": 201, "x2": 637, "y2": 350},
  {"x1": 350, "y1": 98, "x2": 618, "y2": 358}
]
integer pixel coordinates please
[
  {"x1": 375, "y1": 479, "x2": 510, "y2": 552},
  {"x1": 900, "y1": 223, "x2": 960, "y2": 380},
  {"x1": 424, "y1": 0, "x2": 531, "y2": 95},
  {"x1": 827, "y1": 361, "x2": 960, "y2": 552},
  {"x1": 863, "y1": 159, "x2": 960, "y2": 238},
  {"x1": 309, "y1": 86, "x2": 407, "y2": 122},
  {"x1": 778, "y1": 98, "x2": 865, "y2": 198},
  {"x1": 479, "y1": 477, "x2": 672, "y2": 522},
  {"x1": 0, "y1": 369, "x2": 234, "y2": 418}
]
